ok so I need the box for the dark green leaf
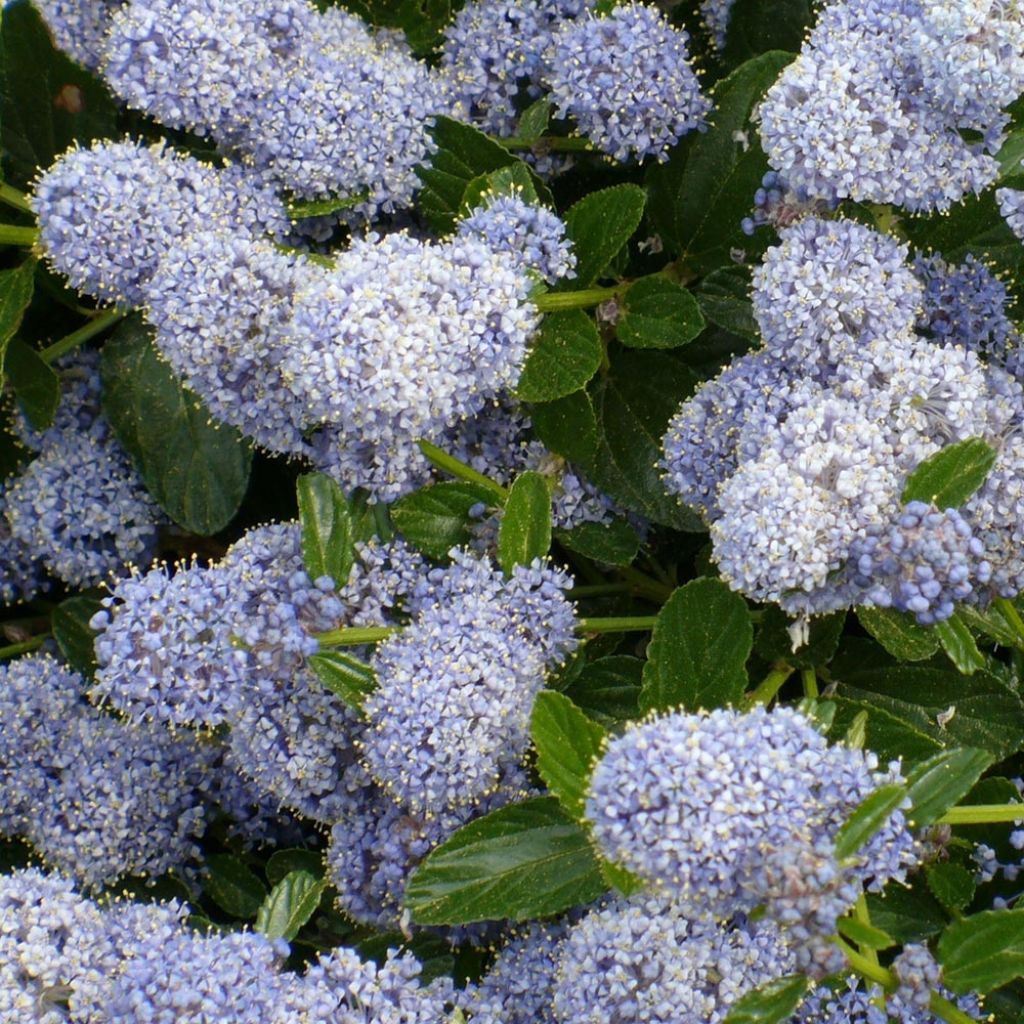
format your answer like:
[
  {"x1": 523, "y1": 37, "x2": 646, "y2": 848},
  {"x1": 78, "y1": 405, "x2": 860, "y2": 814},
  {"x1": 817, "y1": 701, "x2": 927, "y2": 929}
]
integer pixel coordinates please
[
  {"x1": 265, "y1": 849, "x2": 325, "y2": 887},
  {"x1": 340, "y1": 0, "x2": 452, "y2": 56},
  {"x1": 530, "y1": 390, "x2": 598, "y2": 468},
  {"x1": 417, "y1": 117, "x2": 518, "y2": 234},
  {"x1": 51, "y1": 595, "x2": 103, "y2": 679},
  {"x1": 834, "y1": 783, "x2": 908, "y2": 862},
  {"x1": 695, "y1": 267, "x2": 758, "y2": 340},
  {"x1": 309, "y1": 651, "x2": 377, "y2": 712},
  {"x1": 867, "y1": 878, "x2": 948, "y2": 944},
  {"x1": 835, "y1": 917, "x2": 896, "y2": 951},
  {"x1": 255, "y1": 871, "x2": 326, "y2": 942},
  {"x1": 203, "y1": 854, "x2": 267, "y2": 919},
  {"x1": 555, "y1": 518, "x2": 640, "y2": 566},
  {"x1": 723, "y1": 975, "x2": 811, "y2": 1024},
  {"x1": 835, "y1": 664, "x2": 1024, "y2": 759},
  {"x1": 588, "y1": 345, "x2": 703, "y2": 530},
  {"x1": 721, "y1": 0, "x2": 814, "y2": 68},
  {"x1": 939, "y1": 909, "x2": 1024, "y2": 994},
  {"x1": 956, "y1": 603, "x2": 1021, "y2": 650},
  {"x1": 844, "y1": 711, "x2": 868, "y2": 750},
  {"x1": 927, "y1": 862, "x2": 977, "y2": 914},
  {"x1": 461, "y1": 162, "x2": 540, "y2": 216},
  {"x1": 932, "y1": 614, "x2": 985, "y2": 675},
  {"x1": 646, "y1": 52, "x2": 793, "y2": 272},
  {"x1": 617, "y1": 277, "x2": 705, "y2": 349},
  {"x1": 905, "y1": 748, "x2": 995, "y2": 828},
  {"x1": 517, "y1": 98, "x2": 551, "y2": 143},
  {"x1": 640, "y1": 578, "x2": 753, "y2": 713},
  {"x1": 0, "y1": 1, "x2": 117, "y2": 187},
  {"x1": 405, "y1": 796, "x2": 607, "y2": 924},
  {"x1": 288, "y1": 193, "x2": 369, "y2": 219},
  {"x1": 561, "y1": 184, "x2": 646, "y2": 287},
  {"x1": 797, "y1": 697, "x2": 837, "y2": 734},
  {"x1": 498, "y1": 471, "x2": 552, "y2": 573},
  {"x1": 296, "y1": 472, "x2": 355, "y2": 586},
  {"x1": 857, "y1": 607, "x2": 940, "y2": 662},
  {"x1": 5, "y1": 337, "x2": 59, "y2": 430},
  {"x1": 830, "y1": 697, "x2": 944, "y2": 765},
  {"x1": 516, "y1": 310, "x2": 602, "y2": 403},
  {"x1": 531, "y1": 691, "x2": 607, "y2": 821},
  {"x1": 101, "y1": 318, "x2": 252, "y2": 535},
  {"x1": 563, "y1": 655, "x2": 643, "y2": 727},
  {"x1": 599, "y1": 857, "x2": 645, "y2": 897},
  {"x1": 754, "y1": 607, "x2": 845, "y2": 669},
  {"x1": 902, "y1": 438, "x2": 997, "y2": 508},
  {"x1": 0, "y1": 259, "x2": 35, "y2": 372},
  {"x1": 392, "y1": 481, "x2": 495, "y2": 559}
]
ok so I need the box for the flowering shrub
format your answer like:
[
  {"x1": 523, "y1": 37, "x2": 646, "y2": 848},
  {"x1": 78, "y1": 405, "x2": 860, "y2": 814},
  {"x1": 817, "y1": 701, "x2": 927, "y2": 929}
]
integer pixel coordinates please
[{"x1": 3, "y1": 0, "x2": 1024, "y2": 1021}]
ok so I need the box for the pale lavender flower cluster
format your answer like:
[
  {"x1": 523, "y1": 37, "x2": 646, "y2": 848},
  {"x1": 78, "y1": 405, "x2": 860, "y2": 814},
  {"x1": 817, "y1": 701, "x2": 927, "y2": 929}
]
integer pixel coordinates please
[
  {"x1": 362, "y1": 549, "x2": 576, "y2": 812},
  {"x1": 997, "y1": 187, "x2": 1024, "y2": 241},
  {"x1": 741, "y1": 171, "x2": 838, "y2": 236},
  {"x1": 35, "y1": 0, "x2": 124, "y2": 70},
  {"x1": 543, "y1": 4, "x2": 710, "y2": 163},
  {"x1": 587, "y1": 707, "x2": 916, "y2": 965},
  {"x1": 759, "y1": 0, "x2": 1024, "y2": 212},
  {"x1": 795, "y1": 977, "x2": 981, "y2": 1024}
]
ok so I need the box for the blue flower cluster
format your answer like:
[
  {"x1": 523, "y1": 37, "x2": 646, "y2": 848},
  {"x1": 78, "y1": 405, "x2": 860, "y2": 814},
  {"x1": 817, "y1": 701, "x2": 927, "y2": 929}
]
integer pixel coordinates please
[
  {"x1": 2, "y1": 352, "x2": 161, "y2": 592},
  {"x1": 759, "y1": 0, "x2": 1024, "y2": 211},
  {"x1": 662, "y1": 215, "x2": 1020, "y2": 618},
  {"x1": 587, "y1": 707, "x2": 916, "y2": 967},
  {"x1": 795, "y1": 977, "x2": 980, "y2": 1024}
]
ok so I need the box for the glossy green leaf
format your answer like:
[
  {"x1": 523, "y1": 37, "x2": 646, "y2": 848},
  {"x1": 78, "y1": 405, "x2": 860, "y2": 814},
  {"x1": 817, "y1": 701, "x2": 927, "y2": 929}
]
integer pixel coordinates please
[
  {"x1": 902, "y1": 438, "x2": 997, "y2": 508},
  {"x1": 555, "y1": 518, "x2": 640, "y2": 566},
  {"x1": 101, "y1": 317, "x2": 252, "y2": 535},
  {"x1": 721, "y1": 0, "x2": 814, "y2": 68},
  {"x1": 297, "y1": 472, "x2": 355, "y2": 586},
  {"x1": 835, "y1": 917, "x2": 896, "y2": 951},
  {"x1": 203, "y1": 854, "x2": 266, "y2": 919},
  {"x1": 640, "y1": 578, "x2": 753, "y2": 713},
  {"x1": 530, "y1": 390, "x2": 598, "y2": 468},
  {"x1": 695, "y1": 266, "x2": 758, "y2": 340},
  {"x1": 867, "y1": 878, "x2": 948, "y2": 944},
  {"x1": 905, "y1": 748, "x2": 995, "y2": 828},
  {"x1": 5, "y1": 337, "x2": 59, "y2": 431},
  {"x1": 834, "y1": 783, "x2": 908, "y2": 862},
  {"x1": 51, "y1": 595, "x2": 103, "y2": 679},
  {"x1": 754, "y1": 607, "x2": 845, "y2": 670},
  {"x1": 461, "y1": 162, "x2": 540, "y2": 215},
  {"x1": 830, "y1": 697, "x2": 944, "y2": 765},
  {"x1": 265, "y1": 849, "x2": 325, "y2": 887},
  {"x1": 561, "y1": 184, "x2": 646, "y2": 287},
  {"x1": 939, "y1": 909, "x2": 1024, "y2": 994},
  {"x1": 617, "y1": 277, "x2": 705, "y2": 349},
  {"x1": 563, "y1": 655, "x2": 643, "y2": 727},
  {"x1": 857, "y1": 607, "x2": 940, "y2": 662},
  {"x1": 932, "y1": 614, "x2": 985, "y2": 675},
  {"x1": 531, "y1": 691, "x2": 607, "y2": 821},
  {"x1": 0, "y1": 259, "x2": 35, "y2": 372},
  {"x1": 722, "y1": 975, "x2": 811, "y2": 1024},
  {"x1": 498, "y1": 471, "x2": 552, "y2": 574},
  {"x1": 392, "y1": 481, "x2": 495, "y2": 559},
  {"x1": 405, "y1": 797, "x2": 607, "y2": 925},
  {"x1": 517, "y1": 98, "x2": 551, "y2": 143},
  {"x1": 255, "y1": 870, "x2": 326, "y2": 942},
  {"x1": 926, "y1": 861, "x2": 977, "y2": 914},
  {"x1": 516, "y1": 310, "x2": 602, "y2": 403},
  {"x1": 309, "y1": 651, "x2": 377, "y2": 712}
]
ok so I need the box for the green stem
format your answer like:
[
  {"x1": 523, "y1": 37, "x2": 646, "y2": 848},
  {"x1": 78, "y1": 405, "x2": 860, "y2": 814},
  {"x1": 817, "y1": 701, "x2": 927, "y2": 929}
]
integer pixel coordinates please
[
  {"x1": 534, "y1": 287, "x2": 619, "y2": 312},
  {"x1": 615, "y1": 564, "x2": 674, "y2": 603},
  {"x1": 854, "y1": 894, "x2": 880, "y2": 969},
  {"x1": 802, "y1": 667, "x2": 819, "y2": 699},
  {"x1": 928, "y1": 993, "x2": 978, "y2": 1024},
  {"x1": 577, "y1": 616, "x2": 658, "y2": 635},
  {"x1": 0, "y1": 183, "x2": 33, "y2": 215},
  {"x1": 316, "y1": 625, "x2": 395, "y2": 647},
  {"x1": 498, "y1": 135, "x2": 595, "y2": 153},
  {"x1": 0, "y1": 223, "x2": 38, "y2": 246},
  {"x1": 744, "y1": 664, "x2": 794, "y2": 707},
  {"x1": 994, "y1": 597, "x2": 1024, "y2": 649},
  {"x1": 417, "y1": 440, "x2": 508, "y2": 500},
  {"x1": 39, "y1": 309, "x2": 125, "y2": 365},
  {"x1": 0, "y1": 634, "x2": 49, "y2": 659},
  {"x1": 569, "y1": 583, "x2": 635, "y2": 598},
  {"x1": 938, "y1": 803, "x2": 1024, "y2": 825}
]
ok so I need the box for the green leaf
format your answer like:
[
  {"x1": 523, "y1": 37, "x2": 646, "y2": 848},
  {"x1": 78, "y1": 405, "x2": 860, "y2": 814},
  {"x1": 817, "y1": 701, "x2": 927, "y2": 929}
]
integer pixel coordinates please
[
  {"x1": 461, "y1": 162, "x2": 540, "y2": 216},
  {"x1": 640, "y1": 578, "x2": 753, "y2": 713},
  {"x1": 563, "y1": 655, "x2": 643, "y2": 727},
  {"x1": 695, "y1": 267, "x2": 758, "y2": 340},
  {"x1": 646, "y1": 52, "x2": 794, "y2": 273},
  {"x1": 5, "y1": 338, "x2": 59, "y2": 431},
  {"x1": 296, "y1": 472, "x2": 355, "y2": 586},
  {"x1": 588, "y1": 345, "x2": 703, "y2": 530},
  {"x1": 309, "y1": 651, "x2": 377, "y2": 712},
  {"x1": 0, "y1": 259, "x2": 35, "y2": 372},
  {"x1": 902, "y1": 438, "x2": 997, "y2": 508},
  {"x1": 867, "y1": 877, "x2": 948, "y2": 944},
  {"x1": 754, "y1": 607, "x2": 845, "y2": 670},
  {"x1": 616, "y1": 277, "x2": 705, "y2": 349},
  {"x1": 340, "y1": 0, "x2": 452, "y2": 56},
  {"x1": 939, "y1": 909, "x2": 1024, "y2": 994},
  {"x1": 516, "y1": 310, "x2": 602, "y2": 403},
  {"x1": 0, "y1": 0, "x2": 117, "y2": 187},
  {"x1": 830, "y1": 697, "x2": 944, "y2": 765},
  {"x1": 927, "y1": 862, "x2": 977, "y2": 914},
  {"x1": 498, "y1": 471, "x2": 552, "y2": 574},
  {"x1": 933, "y1": 614, "x2": 985, "y2": 676},
  {"x1": 265, "y1": 849, "x2": 325, "y2": 887},
  {"x1": 51, "y1": 595, "x2": 103, "y2": 679},
  {"x1": 599, "y1": 857, "x2": 645, "y2": 897},
  {"x1": 405, "y1": 796, "x2": 607, "y2": 925},
  {"x1": 531, "y1": 691, "x2": 607, "y2": 821},
  {"x1": 530, "y1": 390, "x2": 598, "y2": 468},
  {"x1": 904, "y1": 748, "x2": 995, "y2": 828},
  {"x1": 417, "y1": 117, "x2": 519, "y2": 234},
  {"x1": 560, "y1": 184, "x2": 646, "y2": 287},
  {"x1": 288, "y1": 192, "x2": 369, "y2": 219},
  {"x1": 720, "y1": 0, "x2": 815, "y2": 68},
  {"x1": 255, "y1": 871, "x2": 326, "y2": 942},
  {"x1": 555, "y1": 519, "x2": 640, "y2": 566},
  {"x1": 100, "y1": 317, "x2": 252, "y2": 535},
  {"x1": 834, "y1": 783, "x2": 908, "y2": 862},
  {"x1": 392, "y1": 481, "x2": 495, "y2": 559},
  {"x1": 956, "y1": 602, "x2": 1022, "y2": 650},
  {"x1": 835, "y1": 917, "x2": 896, "y2": 951},
  {"x1": 857, "y1": 607, "x2": 940, "y2": 662},
  {"x1": 517, "y1": 98, "x2": 551, "y2": 143},
  {"x1": 835, "y1": 663, "x2": 1024, "y2": 760},
  {"x1": 722, "y1": 975, "x2": 811, "y2": 1024},
  {"x1": 203, "y1": 854, "x2": 267, "y2": 919}
]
